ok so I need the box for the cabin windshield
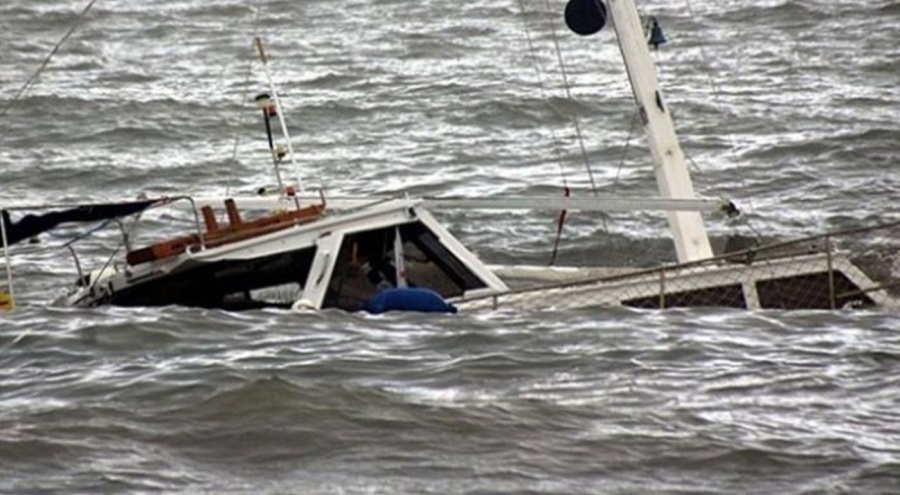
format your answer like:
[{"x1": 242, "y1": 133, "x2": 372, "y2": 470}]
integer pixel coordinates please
[{"x1": 323, "y1": 221, "x2": 487, "y2": 311}]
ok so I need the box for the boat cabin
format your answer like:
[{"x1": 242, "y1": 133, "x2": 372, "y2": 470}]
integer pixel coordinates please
[{"x1": 65, "y1": 197, "x2": 508, "y2": 311}]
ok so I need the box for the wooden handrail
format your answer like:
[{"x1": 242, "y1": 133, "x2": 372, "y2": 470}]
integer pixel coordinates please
[{"x1": 126, "y1": 201, "x2": 325, "y2": 266}]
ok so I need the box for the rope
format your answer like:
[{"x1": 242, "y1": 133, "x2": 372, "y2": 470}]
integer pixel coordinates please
[{"x1": 1, "y1": 0, "x2": 99, "y2": 118}]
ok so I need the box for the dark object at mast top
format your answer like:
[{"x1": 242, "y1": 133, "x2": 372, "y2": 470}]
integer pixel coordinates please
[{"x1": 565, "y1": 0, "x2": 607, "y2": 36}]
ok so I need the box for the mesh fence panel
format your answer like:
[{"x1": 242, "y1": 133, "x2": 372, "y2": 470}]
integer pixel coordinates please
[{"x1": 461, "y1": 221, "x2": 900, "y2": 311}]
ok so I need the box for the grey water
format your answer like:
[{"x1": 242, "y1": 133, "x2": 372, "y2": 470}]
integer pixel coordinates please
[{"x1": 2, "y1": 0, "x2": 900, "y2": 493}]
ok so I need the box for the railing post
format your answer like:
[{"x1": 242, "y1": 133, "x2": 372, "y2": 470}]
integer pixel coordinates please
[
  {"x1": 659, "y1": 268, "x2": 666, "y2": 309},
  {"x1": 184, "y1": 197, "x2": 206, "y2": 250},
  {"x1": 66, "y1": 245, "x2": 84, "y2": 283},
  {"x1": 825, "y1": 235, "x2": 835, "y2": 309},
  {"x1": 1, "y1": 211, "x2": 14, "y2": 311}
]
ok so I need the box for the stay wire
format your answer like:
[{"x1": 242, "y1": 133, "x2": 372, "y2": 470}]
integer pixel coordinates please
[
  {"x1": 681, "y1": 0, "x2": 742, "y2": 166},
  {"x1": 613, "y1": 111, "x2": 639, "y2": 187},
  {"x1": 682, "y1": 0, "x2": 762, "y2": 234},
  {"x1": 516, "y1": 0, "x2": 576, "y2": 265},
  {"x1": 1, "y1": 0, "x2": 99, "y2": 118},
  {"x1": 539, "y1": 0, "x2": 600, "y2": 196},
  {"x1": 515, "y1": 0, "x2": 569, "y2": 188},
  {"x1": 650, "y1": 18, "x2": 707, "y2": 186},
  {"x1": 648, "y1": 20, "x2": 704, "y2": 179},
  {"x1": 226, "y1": 0, "x2": 265, "y2": 197}
]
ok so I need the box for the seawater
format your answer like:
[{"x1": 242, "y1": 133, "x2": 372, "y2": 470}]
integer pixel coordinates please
[{"x1": 2, "y1": 0, "x2": 900, "y2": 493}]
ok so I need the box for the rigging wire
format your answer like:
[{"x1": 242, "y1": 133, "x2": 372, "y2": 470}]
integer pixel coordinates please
[
  {"x1": 681, "y1": 0, "x2": 763, "y2": 238},
  {"x1": 646, "y1": 18, "x2": 706, "y2": 179},
  {"x1": 613, "y1": 111, "x2": 639, "y2": 187},
  {"x1": 516, "y1": 0, "x2": 575, "y2": 265},
  {"x1": 225, "y1": 0, "x2": 265, "y2": 197},
  {"x1": 1, "y1": 0, "x2": 99, "y2": 314},
  {"x1": 519, "y1": 0, "x2": 619, "y2": 261},
  {"x1": 648, "y1": 18, "x2": 708, "y2": 187},
  {"x1": 519, "y1": 0, "x2": 608, "y2": 263},
  {"x1": 1, "y1": 0, "x2": 99, "y2": 118},
  {"x1": 539, "y1": 0, "x2": 600, "y2": 196},
  {"x1": 515, "y1": 0, "x2": 570, "y2": 187},
  {"x1": 681, "y1": 0, "x2": 742, "y2": 167}
]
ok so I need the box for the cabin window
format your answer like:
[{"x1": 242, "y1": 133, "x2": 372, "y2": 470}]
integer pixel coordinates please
[
  {"x1": 215, "y1": 248, "x2": 316, "y2": 308},
  {"x1": 755, "y1": 271, "x2": 875, "y2": 309},
  {"x1": 323, "y1": 222, "x2": 487, "y2": 311},
  {"x1": 623, "y1": 284, "x2": 747, "y2": 309},
  {"x1": 115, "y1": 247, "x2": 317, "y2": 310}
]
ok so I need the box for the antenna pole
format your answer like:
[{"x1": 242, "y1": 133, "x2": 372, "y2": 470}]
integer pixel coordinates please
[
  {"x1": 255, "y1": 93, "x2": 286, "y2": 193},
  {"x1": 254, "y1": 37, "x2": 306, "y2": 196}
]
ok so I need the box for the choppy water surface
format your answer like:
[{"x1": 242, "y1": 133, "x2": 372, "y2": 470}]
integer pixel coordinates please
[{"x1": 2, "y1": 0, "x2": 900, "y2": 493}]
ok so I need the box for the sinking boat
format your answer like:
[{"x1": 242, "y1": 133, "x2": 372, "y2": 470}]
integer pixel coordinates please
[{"x1": 2, "y1": 0, "x2": 898, "y2": 313}]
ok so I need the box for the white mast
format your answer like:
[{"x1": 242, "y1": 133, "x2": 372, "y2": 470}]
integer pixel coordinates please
[{"x1": 606, "y1": 0, "x2": 713, "y2": 262}]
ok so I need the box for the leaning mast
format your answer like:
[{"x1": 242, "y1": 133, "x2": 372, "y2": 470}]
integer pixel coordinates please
[{"x1": 568, "y1": 0, "x2": 714, "y2": 263}]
